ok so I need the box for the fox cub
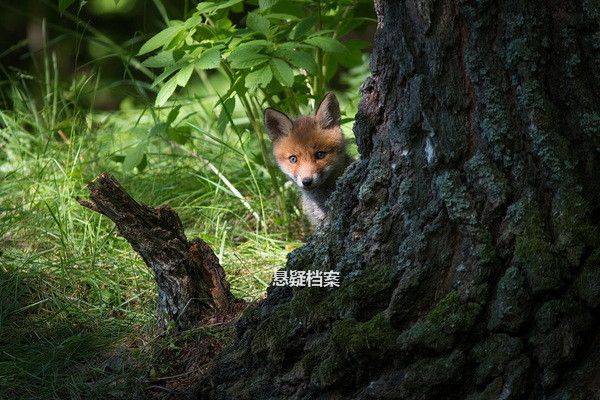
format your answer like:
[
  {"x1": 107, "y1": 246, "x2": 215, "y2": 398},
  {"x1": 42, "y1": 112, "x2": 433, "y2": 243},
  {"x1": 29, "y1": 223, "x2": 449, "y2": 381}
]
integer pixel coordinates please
[{"x1": 264, "y1": 92, "x2": 353, "y2": 226}]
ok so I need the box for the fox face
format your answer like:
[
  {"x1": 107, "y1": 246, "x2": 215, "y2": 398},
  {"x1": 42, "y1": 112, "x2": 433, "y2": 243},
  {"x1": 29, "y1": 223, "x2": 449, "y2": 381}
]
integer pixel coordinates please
[{"x1": 264, "y1": 92, "x2": 346, "y2": 190}]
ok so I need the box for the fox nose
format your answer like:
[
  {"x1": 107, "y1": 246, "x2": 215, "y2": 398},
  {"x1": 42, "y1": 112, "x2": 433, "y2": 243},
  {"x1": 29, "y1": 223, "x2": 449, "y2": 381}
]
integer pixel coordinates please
[{"x1": 301, "y1": 177, "x2": 313, "y2": 187}]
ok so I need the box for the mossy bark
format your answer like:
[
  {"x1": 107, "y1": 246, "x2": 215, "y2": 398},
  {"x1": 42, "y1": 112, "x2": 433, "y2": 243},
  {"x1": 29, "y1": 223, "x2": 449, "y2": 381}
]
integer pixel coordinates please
[
  {"x1": 78, "y1": 173, "x2": 237, "y2": 332},
  {"x1": 201, "y1": 1, "x2": 600, "y2": 398}
]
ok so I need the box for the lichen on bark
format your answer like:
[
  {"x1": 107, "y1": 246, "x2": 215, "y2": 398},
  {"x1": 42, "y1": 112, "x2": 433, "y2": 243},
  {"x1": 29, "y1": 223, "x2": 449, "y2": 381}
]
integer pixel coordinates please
[{"x1": 199, "y1": 1, "x2": 600, "y2": 399}]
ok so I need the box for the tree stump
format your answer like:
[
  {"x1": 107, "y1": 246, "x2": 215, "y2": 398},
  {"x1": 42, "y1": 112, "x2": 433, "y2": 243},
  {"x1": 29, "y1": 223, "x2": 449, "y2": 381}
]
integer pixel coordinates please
[{"x1": 78, "y1": 172, "x2": 237, "y2": 332}]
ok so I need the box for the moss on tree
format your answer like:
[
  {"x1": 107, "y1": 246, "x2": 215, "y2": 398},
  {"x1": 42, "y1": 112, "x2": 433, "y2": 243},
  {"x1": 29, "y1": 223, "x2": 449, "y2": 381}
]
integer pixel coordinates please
[{"x1": 200, "y1": 1, "x2": 600, "y2": 399}]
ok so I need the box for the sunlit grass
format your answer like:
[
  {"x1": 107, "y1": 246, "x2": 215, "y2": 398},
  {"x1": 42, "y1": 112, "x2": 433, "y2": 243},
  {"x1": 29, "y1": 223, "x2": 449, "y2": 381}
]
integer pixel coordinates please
[
  {"x1": 0, "y1": 5, "x2": 369, "y2": 392},
  {"x1": 0, "y1": 82, "x2": 305, "y2": 397}
]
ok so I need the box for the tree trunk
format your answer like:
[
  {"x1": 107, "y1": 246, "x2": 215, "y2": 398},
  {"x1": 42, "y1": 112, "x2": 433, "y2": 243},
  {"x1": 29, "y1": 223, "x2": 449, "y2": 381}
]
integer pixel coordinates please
[
  {"x1": 78, "y1": 173, "x2": 238, "y2": 332},
  {"x1": 201, "y1": 0, "x2": 600, "y2": 398}
]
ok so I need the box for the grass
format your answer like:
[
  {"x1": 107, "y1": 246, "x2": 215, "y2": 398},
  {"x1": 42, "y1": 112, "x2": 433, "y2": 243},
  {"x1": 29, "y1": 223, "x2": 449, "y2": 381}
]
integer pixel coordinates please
[
  {"x1": 0, "y1": 7, "x2": 369, "y2": 394},
  {"x1": 0, "y1": 75, "x2": 309, "y2": 398}
]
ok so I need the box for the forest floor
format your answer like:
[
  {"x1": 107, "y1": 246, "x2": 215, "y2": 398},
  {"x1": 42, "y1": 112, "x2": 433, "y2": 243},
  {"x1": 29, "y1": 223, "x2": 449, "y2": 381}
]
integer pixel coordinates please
[{"x1": 0, "y1": 105, "x2": 308, "y2": 399}]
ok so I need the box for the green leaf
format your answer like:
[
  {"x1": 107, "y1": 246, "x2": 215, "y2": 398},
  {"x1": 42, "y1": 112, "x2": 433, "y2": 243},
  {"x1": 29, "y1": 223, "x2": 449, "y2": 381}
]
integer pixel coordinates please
[
  {"x1": 138, "y1": 26, "x2": 182, "y2": 56},
  {"x1": 111, "y1": 155, "x2": 125, "y2": 163},
  {"x1": 137, "y1": 154, "x2": 148, "y2": 173},
  {"x1": 155, "y1": 76, "x2": 178, "y2": 107},
  {"x1": 228, "y1": 43, "x2": 270, "y2": 69},
  {"x1": 238, "y1": 39, "x2": 271, "y2": 47},
  {"x1": 245, "y1": 65, "x2": 273, "y2": 90},
  {"x1": 151, "y1": 58, "x2": 189, "y2": 87},
  {"x1": 217, "y1": 97, "x2": 236, "y2": 134},
  {"x1": 229, "y1": 75, "x2": 247, "y2": 98},
  {"x1": 123, "y1": 141, "x2": 148, "y2": 172},
  {"x1": 324, "y1": 56, "x2": 338, "y2": 81},
  {"x1": 195, "y1": 48, "x2": 221, "y2": 69},
  {"x1": 184, "y1": 14, "x2": 202, "y2": 29},
  {"x1": 149, "y1": 122, "x2": 168, "y2": 137},
  {"x1": 196, "y1": 2, "x2": 217, "y2": 13},
  {"x1": 278, "y1": 41, "x2": 313, "y2": 51},
  {"x1": 247, "y1": 13, "x2": 270, "y2": 36},
  {"x1": 167, "y1": 106, "x2": 181, "y2": 125},
  {"x1": 289, "y1": 16, "x2": 317, "y2": 40},
  {"x1": 273, "y1": 49, "x2": 316, "y2": 74},
  {"x1": 258, "y1": 0, "x2": 278, "y2": 10},
  {"x1": 192, "y1": 25, "x2": 216, "y2": 41},
  {"x1": 228, "y1": 40, "x2": 270, "y2": 62},
  {"x1": 337, "y1": 17, "x2": 376, "y2": 37},
  {"x1": 58, "y1": 0, "x2": 76, "y2": 12},
  {"x1": 167, "y1": 126, "x2": 192, "y2": 145},
  {"x1": 196, "y1": 0, "x2": 243, "y2": 14},
  {"x1": 142, "y1": 50, "x2": 175, "y2": 68},
  {"x1": 265, "y1": 13, "x2": 298, "y2": 21},
  {"x1": 339, "y1": 39, "x2": 368, "y2": 68},
  {"x1": 175, "y1": 64, "x2": 194, "y2": 87},
  {"x1": 211, "y1": 0, "x2": 243, "y2": 11},
  {"x1": 304, "y1": 36, "x2": 346, "y2": 53},
  {"x1": 228, "y1": 45, "x2": 260, "y2": 62},
  {"x1": 215, "y1": 17, "x2": 233, "y2": 30},
  {"x1": 229, "y1": 41, "x2": 268, "y2": 56},
  {"x1": 270, "y1": 59, "x2": 294, "y2": 87},
  {"x1": 231, "y1": 55, "x2": 269, "y2": 69},
  {"x1": 166, "y1": 29, "x2": 188, "y2": 50}
]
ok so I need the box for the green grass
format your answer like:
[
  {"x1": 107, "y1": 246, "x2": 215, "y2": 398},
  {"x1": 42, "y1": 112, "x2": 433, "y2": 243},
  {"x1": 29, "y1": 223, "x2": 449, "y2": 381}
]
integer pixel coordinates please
[
  {"x1": 0, "y1": 81, "x2": 308, "y2": 398},
  {"x1": 0, "y1": 8, "x2": 369, "y2": 392}
]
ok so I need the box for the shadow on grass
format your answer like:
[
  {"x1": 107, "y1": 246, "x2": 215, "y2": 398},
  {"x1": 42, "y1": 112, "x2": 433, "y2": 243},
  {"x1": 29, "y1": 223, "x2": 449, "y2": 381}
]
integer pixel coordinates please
[
  {"x1": 0, "y1": 251, "x2": 235, "y2": 400},
  {"x1": 0, "y1": 260, "x2": 152, "y2": 399}
]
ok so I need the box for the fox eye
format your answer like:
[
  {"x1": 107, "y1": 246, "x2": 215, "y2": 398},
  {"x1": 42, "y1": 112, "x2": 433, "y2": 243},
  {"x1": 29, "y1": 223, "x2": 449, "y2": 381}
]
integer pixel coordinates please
[
  {"x1": 289, "y1": 155, "x2": 297, "y2": 164},
  {"x1": 315, "y1": 150, "x2": 326, "y2": 160}
]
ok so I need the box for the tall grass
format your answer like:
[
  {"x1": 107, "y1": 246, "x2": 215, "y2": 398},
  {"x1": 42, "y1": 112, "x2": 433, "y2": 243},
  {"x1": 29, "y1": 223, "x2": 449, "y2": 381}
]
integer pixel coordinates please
[
  {"x1": 0, "y1": 2, "x2": 370, "y2": 397},
  {"x1": 0, "y1": 49, "x2": 305, "y2": 399}
]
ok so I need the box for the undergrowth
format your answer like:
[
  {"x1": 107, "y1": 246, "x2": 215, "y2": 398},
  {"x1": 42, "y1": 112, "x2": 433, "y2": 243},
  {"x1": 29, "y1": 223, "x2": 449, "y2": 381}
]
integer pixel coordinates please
[
  {"x1": 0, "y1": 81, "x2": 305, "y2": 398},
  {"x1": 0, "y1": 1, "x2": 370, "y2": 397}
]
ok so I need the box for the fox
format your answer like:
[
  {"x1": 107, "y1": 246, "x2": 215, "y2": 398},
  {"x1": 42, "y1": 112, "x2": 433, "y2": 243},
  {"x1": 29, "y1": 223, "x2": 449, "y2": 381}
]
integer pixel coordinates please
[{"x1": 264, "y1": 92, "x2": 353, "y2": 227}]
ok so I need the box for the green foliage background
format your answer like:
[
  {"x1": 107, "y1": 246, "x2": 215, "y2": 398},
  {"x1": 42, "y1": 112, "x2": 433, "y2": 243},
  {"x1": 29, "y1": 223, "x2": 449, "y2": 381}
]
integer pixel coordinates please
[{"x1": 0, "y1": 0, "x2": 374, "y2": 398}]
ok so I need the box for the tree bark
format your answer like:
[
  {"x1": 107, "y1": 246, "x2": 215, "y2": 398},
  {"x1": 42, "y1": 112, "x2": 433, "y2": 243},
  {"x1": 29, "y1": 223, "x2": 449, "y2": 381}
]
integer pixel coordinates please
[
  {"x1": 201, "y1": 0, "x2": 600, "y2": 399},
  {"x1": 78, "y1": 173, "x2": 237, "y2": 332}
]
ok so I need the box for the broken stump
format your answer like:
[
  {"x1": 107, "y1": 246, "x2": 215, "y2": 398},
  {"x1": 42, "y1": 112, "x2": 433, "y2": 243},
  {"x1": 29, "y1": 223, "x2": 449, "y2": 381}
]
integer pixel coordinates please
[{"x1": 78, "y1": 173, "x2": 238, "y2": 332}]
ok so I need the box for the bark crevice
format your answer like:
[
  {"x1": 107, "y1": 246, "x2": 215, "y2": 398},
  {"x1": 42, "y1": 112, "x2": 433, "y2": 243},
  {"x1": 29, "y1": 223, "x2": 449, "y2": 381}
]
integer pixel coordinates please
[{"x1": 200, "y1": 1, "x2": 600, "y2": 398}]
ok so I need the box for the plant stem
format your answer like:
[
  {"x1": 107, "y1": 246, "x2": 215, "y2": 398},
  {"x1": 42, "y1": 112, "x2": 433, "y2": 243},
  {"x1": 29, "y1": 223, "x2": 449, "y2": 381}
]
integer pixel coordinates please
[
  {"x1": 321, "y1": 2, "x2": 356, "y2": 93},
  {"x1": 220, "y1": 63, "x2": 287, "y2": 218},
  {"x1": 314, "y1": 0, "x2": 324, "y2": 100},
  {"x1": 245, "y1": 92, "x2": 287, "y2": 218}
]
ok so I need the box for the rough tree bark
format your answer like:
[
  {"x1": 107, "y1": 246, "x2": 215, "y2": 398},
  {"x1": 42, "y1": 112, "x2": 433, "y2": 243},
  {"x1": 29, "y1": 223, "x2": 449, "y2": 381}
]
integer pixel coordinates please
[
  {"x1": 201, "y1": 0, "x2": 600, "y2": 399},
  {"x1": 78, "y1": 173, "x2": 236, "y2": 332}
]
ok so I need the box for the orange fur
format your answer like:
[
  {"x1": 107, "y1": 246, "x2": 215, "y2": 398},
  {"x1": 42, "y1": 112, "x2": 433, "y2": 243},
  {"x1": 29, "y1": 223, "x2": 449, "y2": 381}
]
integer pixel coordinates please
[
  {"x1": 272, "y1": 116, "x2": 344, "y2": 178},
  {"x1": 264, "y1": 92, "x2": 353, "y2": 226}
]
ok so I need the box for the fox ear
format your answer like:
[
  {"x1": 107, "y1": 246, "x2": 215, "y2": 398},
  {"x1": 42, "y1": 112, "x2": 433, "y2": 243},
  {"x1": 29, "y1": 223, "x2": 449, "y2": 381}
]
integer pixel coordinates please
[
  {"x1": 315, "y1": 92, "x2": 340, "y2": 129},
  {"x1": 264, "y1": 108, "x2": 293, "y2": 141}
]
